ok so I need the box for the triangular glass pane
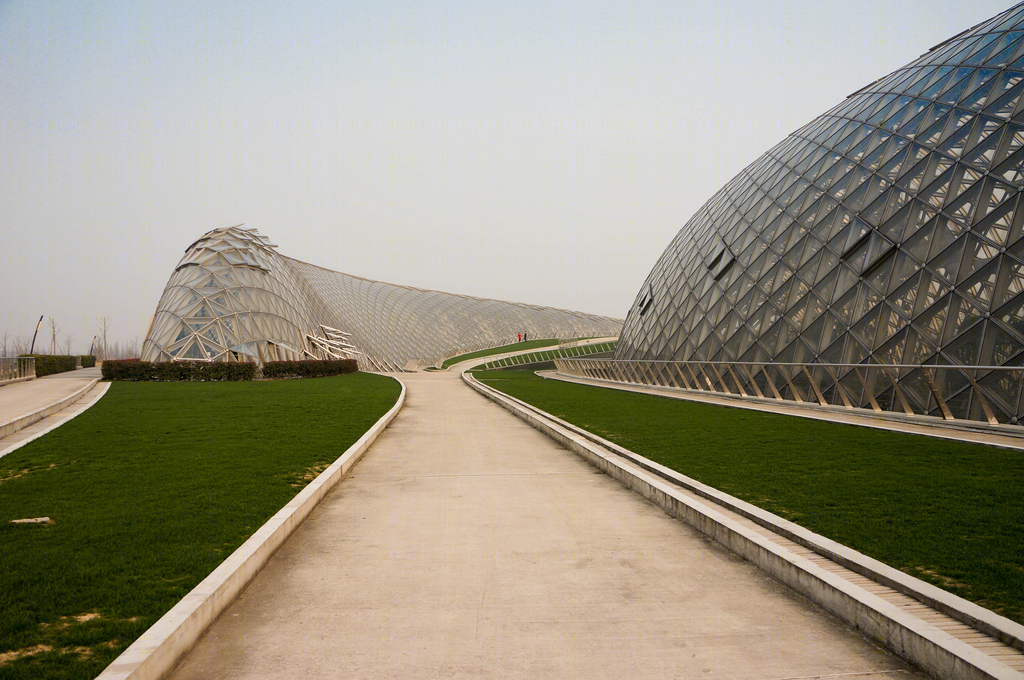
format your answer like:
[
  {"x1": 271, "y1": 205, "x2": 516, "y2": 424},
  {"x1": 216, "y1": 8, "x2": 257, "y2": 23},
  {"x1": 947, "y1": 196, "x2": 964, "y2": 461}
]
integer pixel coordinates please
[
  {"x1": 832, "y1": 286, "x2": 860, "y2": 326},
  {"x1": 937, "y1": 70, "x2": 977, "y2": 106},
  {"x1": 918, "y1": 168, "x2": 954, "y2": 211},
  {"x1": 937, "y1": 119, "x2": 976, "y2": 159},
  {"x1": 875, "y1": 325, "x2": 908, "y2": 364},
  {"x1": 885, "y1": 200, "x2": 936, "y2": 245},
  {"x1": 919, "y1": 68, "x2": 954, "y2": 100},
  {"x1": 961, "y1": 260, "x2": 1000, "y2": 310},
  {"x1": 996, "y1": 292, "x2": 1024, "y2": 336},
  {"x1": 903, "y1": 216, "x2": 938, "y2": 262},
  {"x1": 929, "y1": 236, "x2": 967, "y2": 283},
  {"x1": 890, "y1": 271, "x2": 921, "y2": 318},
  {"x1": 896, "y1": 98, "x2": 930, "y2": 131},
  {"x1": 961, "y1": 128, "x2": 1004, "y2": 172},
  {"x1": 960, "y1": 76, "x2": 999, "y2": 112},
  {"x1": 944, "y1": 317, "x2": 985, "y2": 364},
  {"x1": 944, "y1": 181, "x2": 985, "y2": 226},
  {"x1": 914, "y1": 294, "x2": 951, "y2": 345},
  {"x1": 984, "y1": 80, "x2": 1024, "y2": 119},
  {"x1": 993, "y1": 146, "x2": 1024, "y2": 184},
  {"x1": 994, "y1": 256, "x2": 1024, "y2": 308},
  {"x1": 986, "y1": 319, "x2": 1024, "y2": 366},
  {"x1": 999, "y1": 123, "x2": 1024, "y2": 161},
  {"x1": 940, "y1": 109, "x2": 976, "y2": 144},
  {"x1": 879, "y1": 146, "x2": 913, "y2": 183},
  {"x1": 851, "y1": 305, "x2": 883, "y2": 349},
  {"x1": 974, "y1": 179, "x2": 1016, "y2": 230},
  {"x1": 916, "y1": 270, "x2": 952, "y2": 316},
  {"x1": 903, "y1": 327, "x2": 936, "y2": 366},
  {"x1": 985, "y1": 35, "x2": 1024, "y2": 68},
  {"x1": 959, "y1": 233, "x2": 1003, "y2": 282},
  {"x1": 864, "y1": 250, "x2": 895, "y2": 294},
  {"x1": 914, "y1": 111, "x2": 954, "y2": 148}
]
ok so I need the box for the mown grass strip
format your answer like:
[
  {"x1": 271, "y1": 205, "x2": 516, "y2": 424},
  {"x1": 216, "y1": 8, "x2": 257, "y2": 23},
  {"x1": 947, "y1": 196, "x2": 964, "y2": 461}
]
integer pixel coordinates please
[
  {"x1": 439, "y1": 339, "x2": 563, "y2": 369},
  {"x1": 476, "y1": 369, "x2": 1024, "y2": 625},
  {"x1": 0, "y1": 373, "x2": 400, "y2": 680},
  {"x1": 475, "y1": 341, "x2": 617, "y2": 371}
]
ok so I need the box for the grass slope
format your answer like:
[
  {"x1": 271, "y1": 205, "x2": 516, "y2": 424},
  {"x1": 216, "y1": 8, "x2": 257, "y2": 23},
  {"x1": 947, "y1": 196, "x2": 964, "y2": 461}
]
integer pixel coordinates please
[
  {"x1": 473, "y1": 341, "x2": 617, "y2": 370},
  {"x1": 477, "y1": 369, "x2": 1024, "y2": 625},
  {"x1": 439, "y1": 339, "x2": 562, "y2": 369},
  {"x1": 0, "y1": 373, "x2": 400, "y2": 680}
]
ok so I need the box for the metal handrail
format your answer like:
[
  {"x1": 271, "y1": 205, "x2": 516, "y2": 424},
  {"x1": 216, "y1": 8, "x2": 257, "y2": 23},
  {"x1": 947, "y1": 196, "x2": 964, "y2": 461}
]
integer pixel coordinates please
[
  {"x1": 0, "y1": 357, "x2": 36, "y2": 384},
  {"x1": 553, "y1": 358, "x2": 1024, "y2": 427}
]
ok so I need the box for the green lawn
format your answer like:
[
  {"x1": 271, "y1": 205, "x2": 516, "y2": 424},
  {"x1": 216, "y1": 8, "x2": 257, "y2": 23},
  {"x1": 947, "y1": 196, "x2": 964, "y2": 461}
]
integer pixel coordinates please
[
  {"x1": 472, "y1": 341, "x2": 617, "y2": 370},
  {"x1": 438, "y1": 338, "x2": 563, "y2": 369},
  {"x1": 476, "y1": 369, "x2": 1024, "y2": 625},
  {"x1": 0, "y1": 373, "x2": 400, "y2": 680}
]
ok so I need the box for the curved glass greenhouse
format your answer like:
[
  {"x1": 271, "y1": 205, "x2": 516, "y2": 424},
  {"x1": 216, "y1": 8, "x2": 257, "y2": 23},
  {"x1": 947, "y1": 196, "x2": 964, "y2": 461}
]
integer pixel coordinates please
[
  {"x1": 142, "y1": 226, "x2": 622, "y2": 371},
  {"x1": 616, "y1": 2, "x2": 1024, "y2": 423}
]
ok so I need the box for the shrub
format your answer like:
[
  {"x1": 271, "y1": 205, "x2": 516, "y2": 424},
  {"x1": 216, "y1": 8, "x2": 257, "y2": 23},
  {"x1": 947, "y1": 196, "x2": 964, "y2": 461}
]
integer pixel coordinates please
[
  {"x1": 80, "y1": 355, "x2": 96, "y2": 368},
  {"x1": 261, "y1": 359, "x2": 358, "y2": 379},
  {"x1": 102, "y1": 360, "x2": 256, "y2": 382},
  {"x1": 21, "y1": 354, "x2": 76, "y2": 377}
]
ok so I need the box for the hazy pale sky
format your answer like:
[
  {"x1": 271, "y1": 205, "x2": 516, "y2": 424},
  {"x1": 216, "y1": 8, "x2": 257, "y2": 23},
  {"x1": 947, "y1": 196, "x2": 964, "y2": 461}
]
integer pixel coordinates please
[{"x1": 0, "y1": 0, "x2": 1014, "y2": 353}]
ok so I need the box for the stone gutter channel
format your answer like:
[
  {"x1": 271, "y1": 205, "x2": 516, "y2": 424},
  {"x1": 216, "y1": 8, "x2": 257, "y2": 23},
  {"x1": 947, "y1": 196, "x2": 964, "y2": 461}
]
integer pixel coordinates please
[{"x1": 462, "y1": 368, "x2": 1024, "y2": 680}]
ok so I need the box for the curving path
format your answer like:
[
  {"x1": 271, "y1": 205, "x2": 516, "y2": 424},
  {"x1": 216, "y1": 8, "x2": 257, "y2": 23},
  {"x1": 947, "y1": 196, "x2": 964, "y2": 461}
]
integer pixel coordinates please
[{"x1": 167, "y1": 369, "x2": 924, "y2": 680}]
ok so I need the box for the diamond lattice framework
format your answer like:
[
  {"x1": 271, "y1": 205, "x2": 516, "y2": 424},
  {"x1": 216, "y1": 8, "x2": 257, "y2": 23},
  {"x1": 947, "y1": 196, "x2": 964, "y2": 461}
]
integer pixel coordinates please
[
  {"x1": 616, "y1": 2, "x2": 1024, "y2": 423},
  {"x1": 142, "y1": 226, "x2": 623, "y2": 371}
]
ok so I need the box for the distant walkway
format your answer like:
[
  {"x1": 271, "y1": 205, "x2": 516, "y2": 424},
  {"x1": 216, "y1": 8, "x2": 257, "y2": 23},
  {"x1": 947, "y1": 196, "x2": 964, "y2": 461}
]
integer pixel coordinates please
[{"x1": 168, "y1": 370, "x2": 923, "y2": 680}]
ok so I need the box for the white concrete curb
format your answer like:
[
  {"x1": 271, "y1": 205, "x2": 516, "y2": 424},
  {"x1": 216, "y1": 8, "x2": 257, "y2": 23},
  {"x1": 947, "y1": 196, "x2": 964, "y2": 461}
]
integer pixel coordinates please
[
  {"x1": 0, "y1": 382, "x2": 111, "y2": 460},
  {"x1": 0, "y1": 377, "x2": 99, "y2": 439},
  {"x1": 96, "y1": 376, "x2": 407, "y2": 680},
  {"x1": 463, "y1": 371, "x2": 1023, "y2": 680}
]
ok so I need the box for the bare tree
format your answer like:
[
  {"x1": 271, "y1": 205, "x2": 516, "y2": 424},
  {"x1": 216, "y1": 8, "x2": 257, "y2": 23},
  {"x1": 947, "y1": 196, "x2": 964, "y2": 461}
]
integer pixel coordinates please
[
  {"x1": 63, "y1": 334, "x2": 73, "y2": 355},
  {"x1": 1, "y1": 331, "x2": 7, "y2": 357},
  {"x1": 10, "y1": 335, "x2": 28, "y2": 357},
  {"x1": 98, "y1": 317, "x2": 111, "y2": 361},
  {"x1": 47, "y1": 317, "x2": 59, "y2": 355}
]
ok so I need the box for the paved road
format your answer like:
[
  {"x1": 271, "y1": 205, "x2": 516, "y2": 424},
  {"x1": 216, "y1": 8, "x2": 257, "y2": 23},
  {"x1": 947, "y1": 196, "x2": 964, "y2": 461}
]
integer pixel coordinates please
[{"x1": 169, "y1": 371, "x2": 924, "y2": 680}]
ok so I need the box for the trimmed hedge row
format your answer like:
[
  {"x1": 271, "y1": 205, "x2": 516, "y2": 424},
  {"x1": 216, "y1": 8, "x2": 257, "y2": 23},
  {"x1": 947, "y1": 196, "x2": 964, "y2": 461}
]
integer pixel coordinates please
[
  {"x1": 17, "y1": 355, "x2": 96, "y2": 376},
  {"x1": 262, "y1": 359, "x2": 358, "y2": 379},
  {"x1": 102, "y1": 360, "x2": 257, "y2": 382},
  {"x1": 21, "y1": 355, "x2": 73, "y2": 377},
  {"x1": 100, "y1": 359, "x2": 359, "y2": 381}
]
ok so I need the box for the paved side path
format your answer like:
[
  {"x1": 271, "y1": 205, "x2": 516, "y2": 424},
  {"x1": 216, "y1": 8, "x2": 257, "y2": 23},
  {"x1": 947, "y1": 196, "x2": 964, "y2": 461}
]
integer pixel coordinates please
[
  {"x1": 169, "y1": 372, "x2": 924, "y2": 680},
  {"x1": 0, "y1": 367, "x2": 102, "y2": 425}
]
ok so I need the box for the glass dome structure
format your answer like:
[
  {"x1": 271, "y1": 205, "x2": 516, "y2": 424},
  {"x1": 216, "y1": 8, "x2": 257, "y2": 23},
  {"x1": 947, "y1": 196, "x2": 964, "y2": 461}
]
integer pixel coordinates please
[
  {"x1": 142, "y1": 225, "x2": 622, "y2": 371},
  {"x1": 616, "y1": 2, "x2": 1024, "y2": 422}
]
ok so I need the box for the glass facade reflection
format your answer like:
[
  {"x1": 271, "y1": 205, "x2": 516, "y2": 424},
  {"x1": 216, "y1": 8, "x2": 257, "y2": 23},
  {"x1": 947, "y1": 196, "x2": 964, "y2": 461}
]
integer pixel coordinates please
[
  {"x1": 142, "y1": 226, "x2": 622, "y2": 371},
  {"x1": 616, "y1": 3, "x2": 1024, "y2": 423}
]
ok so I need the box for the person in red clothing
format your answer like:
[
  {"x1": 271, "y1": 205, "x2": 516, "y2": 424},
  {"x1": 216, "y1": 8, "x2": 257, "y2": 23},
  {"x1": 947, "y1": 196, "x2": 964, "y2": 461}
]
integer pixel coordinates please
[{"x1": 518, "y1": 333, "x2": 522, "y2": 342}]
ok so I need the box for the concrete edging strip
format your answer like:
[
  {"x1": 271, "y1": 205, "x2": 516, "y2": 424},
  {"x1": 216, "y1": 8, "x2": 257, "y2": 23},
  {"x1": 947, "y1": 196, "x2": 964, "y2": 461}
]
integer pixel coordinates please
[
  {"x1": 0, "y1": 382, "x2": 112, "y2": 460},
  {"x1": 462, "y1": 371, "x2": 1023, "y2": 680},
  {"x1": 96, "y1": 376, "x2": 407, "y2": 680},
  {"x1": 0, "y1": 377, "x2": 99, "y2": 439}
]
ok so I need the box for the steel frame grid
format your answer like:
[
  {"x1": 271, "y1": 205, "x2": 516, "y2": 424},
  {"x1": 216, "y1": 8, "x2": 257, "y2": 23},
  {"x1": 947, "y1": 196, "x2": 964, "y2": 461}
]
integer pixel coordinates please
[
  {"x1": 555, "y1": 357, "x2": 1024, "y2": 427},
  {"x1": 615, "y1": 3, "x2": 1024, "y2": 421}
]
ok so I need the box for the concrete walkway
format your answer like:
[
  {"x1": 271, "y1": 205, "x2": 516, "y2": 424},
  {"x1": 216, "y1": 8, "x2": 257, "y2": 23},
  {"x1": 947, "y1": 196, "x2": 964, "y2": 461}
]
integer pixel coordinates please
[
  {"x1": 0, "y1": 367, "x2": 101, "y2": 425},
  {"x1": 168, "y1": 371, "x2": 925, "y2": 680}
]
